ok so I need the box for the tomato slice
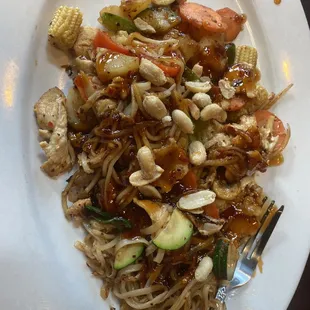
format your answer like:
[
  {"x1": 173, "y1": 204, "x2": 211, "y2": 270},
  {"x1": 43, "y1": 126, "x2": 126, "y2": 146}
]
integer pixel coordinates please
[{"x1": 254, "y1": 110, "x2": 288, "y2": 154}]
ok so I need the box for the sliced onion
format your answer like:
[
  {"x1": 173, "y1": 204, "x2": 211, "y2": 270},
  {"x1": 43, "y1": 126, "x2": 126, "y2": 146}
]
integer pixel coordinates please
[
  {"x1": 115, "y1": 237, "x2": 149, "y2": 253},
  {"x1": 145, "y1": 243, "x2": 157, "y2": 256},
  {"x1": 141, "y1": 208, "x2": 169, "y2": 235},
  {"x1": 153, "y1": 249, "x2": 165, "y2": 264}
]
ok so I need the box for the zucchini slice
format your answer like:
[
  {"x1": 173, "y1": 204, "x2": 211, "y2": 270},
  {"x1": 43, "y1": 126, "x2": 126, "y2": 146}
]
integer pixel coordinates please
[
  {"x1": 114, "y1": 243, "x2": 144, "y2": 270},
  {"x1": 213, "y1": 238, "x2": 239, "y2": 281},
  {"x1": 100, "y1": 13, "x2": 138, "y2": 33},
  {"x1": 137, "y1": 7, "x2": 181, "y2": 34},
  {"x1": 153, "y1": 209, "x2": 193, "y2": 250}
]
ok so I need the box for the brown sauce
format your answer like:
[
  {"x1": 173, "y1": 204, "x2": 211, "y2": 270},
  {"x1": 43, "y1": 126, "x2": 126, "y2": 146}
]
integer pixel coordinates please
[
  {"x1": 154, "y1": 144, "x2": 189, "y2": 193},
  {"x1": 221, "y1": 205, "x2": 260, "y2": 237},
  {"x1": 120, "y1": 204, "x2": 151, "y2": 239},
  {"x1": 268, "y1": 153, "x2": 284, "y2": 166},
  {"x1": 189, "y1": 43, "x2": 227, "y2": 81},
  {"x1": 225, "y1": 63, "x2": 260, "y2": 95}
]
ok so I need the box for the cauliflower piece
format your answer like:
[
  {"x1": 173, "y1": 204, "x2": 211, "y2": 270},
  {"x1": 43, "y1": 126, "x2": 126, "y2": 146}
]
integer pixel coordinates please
[
  {"x1": 139, "y1": 58, "x2": 167, "y2": 86},
  {"x1": 73, "y1": 26, "x2": 98, "y2": 57},
  {"x1": 34, "y1": 87, "x2": 74, "y2": 177}
]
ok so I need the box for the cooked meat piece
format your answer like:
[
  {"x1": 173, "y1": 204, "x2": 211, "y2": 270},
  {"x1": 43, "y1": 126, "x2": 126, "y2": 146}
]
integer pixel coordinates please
[
  {"x1": 67, "y1": 198, "x2": 91, "y2": 216},
  {"x1": 34, "y1": 87, "x2": 74, "y2": 177},
  {"x1": 73, "y1": 26, "x2": 98, "y2": 57}
]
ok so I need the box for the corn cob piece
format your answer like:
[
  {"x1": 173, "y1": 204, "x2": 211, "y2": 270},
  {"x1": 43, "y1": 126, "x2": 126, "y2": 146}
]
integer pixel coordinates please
[
  {"x1": 48, "y1": 6, "x2": 83, "y2": 50},
  {"x1": 235, "y1": 45, "x2": 258, "y2": 67},
  {"x1": 255, "y1": 85, "x2": 269, "y2": 107}
]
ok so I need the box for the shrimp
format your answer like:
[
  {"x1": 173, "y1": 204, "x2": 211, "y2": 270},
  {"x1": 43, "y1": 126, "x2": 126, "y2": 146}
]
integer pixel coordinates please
[
  {"x1": 217, "y1": 8, "x2": 245, "y2": 42},
  {"x1": 179, "y1": 3, "x2": 227, "y2": 34}
]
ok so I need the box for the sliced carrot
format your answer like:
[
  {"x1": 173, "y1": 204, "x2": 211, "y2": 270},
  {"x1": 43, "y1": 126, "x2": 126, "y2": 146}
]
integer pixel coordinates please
[
  {"x1": 74, "y1": 72, "x2": 96, "y2": 101},
  {"x1": 74, "y1": 73, "x2": 89, "y2": 101},
  {"x1": 217, "y1": 8, "x2": 243, "y2": 42},
  {"x1": 93, "y1": 31, "x2": 130, "y2": 55},
  {"x1": 140, "y1": 55, "x2": 181, "y2": 77},
  {"x1": 226, "y1": 96, "x2": 247, "y2": 111},
  {"x1": 179, "y1": 3, "x2": 227, "y2": 34},
  {"x1": 154, "y1": 62, "x2": 180, "y2": 77},
  {"x1": 181, "y1": 170, "x2": 197, "y2": 190},
  {"x1": 203, "y1": 202, "x2": 220, "y2": 219},
  {"x1": 254, "y1": 110, "x2": 288, "y2": 154}
]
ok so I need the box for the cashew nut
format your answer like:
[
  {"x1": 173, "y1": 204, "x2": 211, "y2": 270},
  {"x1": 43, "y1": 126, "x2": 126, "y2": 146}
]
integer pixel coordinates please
[
  {"x1": 129, "y1": 166, "x2": 164, "y2": 187},
  {"x1": 137, "y1": 146, "x2": 156, "y2": 179},
  {"x1": 200, "y1": 104, "x2": 227, "y2": 123},
  {"x1": 195, "y1": 256, "x2": 213, "y2": 282},
  {"x1": 218, "y1": 79, "x2": 236, "y2": 99},
  {"x1": 172, "y1": 109, "x2": 194, "y2": 134},
  {"x1": 139, "y1": 58, "x2": 167, "y2": 86},
  {"x1": 162, "y1": 115, "x2": 172, "y2": 124},
  {"x1": 129, "y1": 146, "x2": 164, "y2": 187},
  {"x1": 192, "y1": 63, "x2": 203, "y2": 77},
  {"x1": 192, "y1": 93, "x2": 212, "y2": 108},
  {"x1": 188, "y1": 101, "x2": 200, "y2": 120},
  {"x1": 189, "y1": 141, "x2": 207, "y2": 166},
  {"x1": 143, "y1": 95, "x2": 168, "y2": 120},
  {"x1": 185, "y1": 81, "x2": 211, "y2": 93}
]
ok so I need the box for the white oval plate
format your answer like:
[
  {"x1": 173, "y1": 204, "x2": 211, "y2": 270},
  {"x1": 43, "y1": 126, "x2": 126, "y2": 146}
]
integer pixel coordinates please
[{"x1": 0, "y1": 0, "x2": 310, "y2": 309}]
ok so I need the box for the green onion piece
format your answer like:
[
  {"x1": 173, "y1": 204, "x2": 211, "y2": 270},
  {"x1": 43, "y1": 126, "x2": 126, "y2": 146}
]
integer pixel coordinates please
[
  {"x1": 183, "y1": 66, "x2": 200, "y2": 81},
  {"x1": 101, "y1": 13, "x2": 137, "y2": 33},
  {"x1": 225, "y1": 43, "x2": 236, "y2": 67},
  {"x1": 85, "y1": 205, "x2": 132, "y2": 231}
]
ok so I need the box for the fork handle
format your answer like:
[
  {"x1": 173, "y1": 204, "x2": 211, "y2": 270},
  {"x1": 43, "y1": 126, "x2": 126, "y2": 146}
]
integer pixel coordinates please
[{"x1": 215, "y1": 284, "x2": 228, "y2": 304}]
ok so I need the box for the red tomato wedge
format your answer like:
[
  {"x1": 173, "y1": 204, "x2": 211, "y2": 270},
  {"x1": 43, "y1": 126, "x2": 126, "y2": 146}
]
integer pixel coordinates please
[
  {"x1": 93, "y1": 31, "x2": 130, "y2": 55},
  {"x1": 203, "y1": 202, "x2": 220, "y2": 219},
  {"x1": 217, "y1": 8, "x2": 244, "y2": 42},
  {"x1": 254, "y1": 110, "x2": 289, "y2": 154}
]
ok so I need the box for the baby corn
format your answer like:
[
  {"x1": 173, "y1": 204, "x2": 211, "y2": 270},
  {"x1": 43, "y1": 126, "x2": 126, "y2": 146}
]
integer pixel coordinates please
[
  {"x1": 48, "y1": 6, "x2": 83, "y2": 50},
  {"x1": 235, "y1": 45, "x2": 258, "y2": 67}
]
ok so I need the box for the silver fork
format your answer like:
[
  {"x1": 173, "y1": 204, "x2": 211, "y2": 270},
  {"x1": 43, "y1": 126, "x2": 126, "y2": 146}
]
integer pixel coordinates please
[{"x1": 215, "y1": 198, "x2": 284, "y2": 305}]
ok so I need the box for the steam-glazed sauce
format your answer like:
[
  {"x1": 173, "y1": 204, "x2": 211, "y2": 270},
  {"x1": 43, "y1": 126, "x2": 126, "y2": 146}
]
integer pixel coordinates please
[{"x1": 225, "y1": 63, "x2": 261, "y2": 95}]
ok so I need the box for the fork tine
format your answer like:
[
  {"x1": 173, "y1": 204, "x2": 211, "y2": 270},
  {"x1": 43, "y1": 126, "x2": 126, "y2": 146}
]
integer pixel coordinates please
[{"x1": 251, "y1": 205, "x2": 284, "y2": 260}]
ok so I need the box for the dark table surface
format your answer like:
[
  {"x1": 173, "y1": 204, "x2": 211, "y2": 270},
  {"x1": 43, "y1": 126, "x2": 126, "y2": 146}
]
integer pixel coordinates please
[{"x1": 287, "y1": 1, "x2": 310, "y2": 309}]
